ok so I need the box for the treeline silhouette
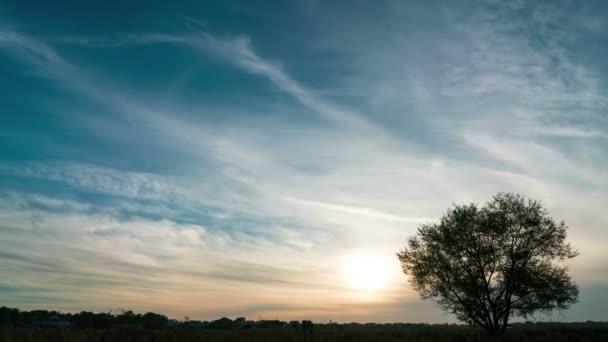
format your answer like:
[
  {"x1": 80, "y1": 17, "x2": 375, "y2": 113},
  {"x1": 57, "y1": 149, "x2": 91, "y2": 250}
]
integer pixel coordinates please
[
  {"x1": 3, "y1": 307, "x2": 608, "y2": 342},
  {"x1": 2, "y1": 306, "x2": 608, "y2": 332},
  {"x1": 0, "y1": 306, "x2": 293, "y2": 330}
]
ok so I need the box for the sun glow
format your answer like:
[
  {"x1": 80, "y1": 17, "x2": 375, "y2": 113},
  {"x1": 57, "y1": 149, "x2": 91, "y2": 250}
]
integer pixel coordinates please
[{"x1": 343, "y1": 251, "x2": 394, "y2": 292}]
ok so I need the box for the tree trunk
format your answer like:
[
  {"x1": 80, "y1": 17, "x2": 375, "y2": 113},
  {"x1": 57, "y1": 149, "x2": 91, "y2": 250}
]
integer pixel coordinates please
[{"x1": 485, "y1": 324, "x2": 506, "y2": 340}]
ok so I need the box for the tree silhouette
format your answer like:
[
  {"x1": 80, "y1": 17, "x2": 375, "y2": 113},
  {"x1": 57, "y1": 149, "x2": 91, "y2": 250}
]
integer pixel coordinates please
[
  {"x1": 142, "y1": 312, "x2": 168, "y2": 329},
  {"x1": 397, "y1": 193, "x2": 578, "y2": 336}
]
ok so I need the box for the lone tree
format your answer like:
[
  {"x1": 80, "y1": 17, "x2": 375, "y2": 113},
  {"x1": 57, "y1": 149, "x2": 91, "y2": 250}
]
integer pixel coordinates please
[{"x1": 397, "y1": 193, "x2": 578, "y2": 336}]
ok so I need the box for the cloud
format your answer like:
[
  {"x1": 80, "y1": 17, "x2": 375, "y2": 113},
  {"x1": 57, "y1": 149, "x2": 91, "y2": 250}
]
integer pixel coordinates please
[
  {"x1": 0, "y1": 191, "x2": 374, "y2": 318},
  {"x1": 12, "y1": 163, "x2": 183, "y2": 200},
  {"x1": 284, "y1": 197, "x2": 435, "y2": 224},
  {"x1": 40, "y1": 30, "x2": 376, "y2": 131},
  {"x1": 531, "y1": 126, "x2": 606, "y2": 138}
]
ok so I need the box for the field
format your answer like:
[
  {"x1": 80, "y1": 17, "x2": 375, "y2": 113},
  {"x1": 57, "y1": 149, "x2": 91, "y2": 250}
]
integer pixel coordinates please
[{"x1": 2, "y1": 323, "x2": 608, "y2": 342}]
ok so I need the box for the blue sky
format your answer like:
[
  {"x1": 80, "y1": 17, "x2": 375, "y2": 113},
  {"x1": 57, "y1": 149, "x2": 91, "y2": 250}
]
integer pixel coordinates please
[{"x1": 1, "y1": 0, "x2": 607, "y2": 322}]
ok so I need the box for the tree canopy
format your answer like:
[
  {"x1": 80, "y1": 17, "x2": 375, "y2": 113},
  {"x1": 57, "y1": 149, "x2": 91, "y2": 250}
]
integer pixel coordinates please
[{"x1": 397, "y1": 193, "x2": 578, "y2": 336}]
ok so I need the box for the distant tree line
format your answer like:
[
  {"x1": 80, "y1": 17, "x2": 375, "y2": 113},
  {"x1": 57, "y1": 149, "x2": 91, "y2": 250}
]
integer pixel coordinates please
[
  {"x1": 0, "y1": 307, "x2": 168, "y2": 329},
  {"x1": 0, "y1": 307, "x2": 312, "y2": 331},
  {"x1": 2, "y1": 307, "x2": 607, "y2": 333}
]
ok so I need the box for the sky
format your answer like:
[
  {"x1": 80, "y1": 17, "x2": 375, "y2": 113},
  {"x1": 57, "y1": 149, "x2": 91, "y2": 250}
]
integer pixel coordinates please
[{"x1": 0, "y1": 0, "x2": 607, "y2": 323}]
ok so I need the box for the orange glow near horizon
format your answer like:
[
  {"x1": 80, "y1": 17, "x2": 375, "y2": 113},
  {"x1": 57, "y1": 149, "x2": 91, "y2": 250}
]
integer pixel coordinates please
[{"x1": 342, "y1": 250, "x2": 399, "y2": 295}]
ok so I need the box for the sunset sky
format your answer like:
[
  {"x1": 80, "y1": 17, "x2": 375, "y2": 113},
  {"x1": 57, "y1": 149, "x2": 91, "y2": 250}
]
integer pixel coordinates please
[{"x1": 1, "y1": 1, "x2": 607, "y2": 322}]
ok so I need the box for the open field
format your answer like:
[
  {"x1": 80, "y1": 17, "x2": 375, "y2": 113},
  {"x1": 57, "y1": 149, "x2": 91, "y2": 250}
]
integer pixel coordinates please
[{"x1": 2, "y1": 323, "x2": 608, "y2": 342}]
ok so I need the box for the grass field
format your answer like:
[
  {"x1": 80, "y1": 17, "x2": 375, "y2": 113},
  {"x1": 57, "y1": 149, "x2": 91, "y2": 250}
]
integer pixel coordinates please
[{"x1": 2, "y1": 324, "x2": 608, "y2": 342}]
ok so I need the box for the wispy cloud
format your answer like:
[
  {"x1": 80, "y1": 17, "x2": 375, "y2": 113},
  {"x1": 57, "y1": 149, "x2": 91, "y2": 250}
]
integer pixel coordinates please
[
  {"x1": 56, "y1": 30, "x2": 379, "y2": 132},
  {"x1": 531, "y1": 126, "x2": 606, "y2": 138},
  {"x1": 284, "y1": 197, "x2": 435, "y2": 224}
]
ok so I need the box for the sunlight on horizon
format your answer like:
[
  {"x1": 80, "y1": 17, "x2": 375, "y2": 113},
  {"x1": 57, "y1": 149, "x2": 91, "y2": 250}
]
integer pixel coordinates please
[{"x1": 342, "y1": 250, "x2": 400, "y2": 295}]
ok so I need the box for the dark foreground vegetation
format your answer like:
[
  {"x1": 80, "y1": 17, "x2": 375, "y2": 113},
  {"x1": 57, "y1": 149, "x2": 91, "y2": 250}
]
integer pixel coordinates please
[
  {"x1": 2, "y1": 307, "x2": 608, "y2": 341},
  {"x1": 2, "y1": 322, "x2": 608, "y2": 342}
]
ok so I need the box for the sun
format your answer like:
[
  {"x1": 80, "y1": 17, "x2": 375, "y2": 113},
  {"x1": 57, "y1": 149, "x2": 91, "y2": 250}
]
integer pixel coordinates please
[{"x1": 343, "y1": 251, "x2": 394, "y2": 292}]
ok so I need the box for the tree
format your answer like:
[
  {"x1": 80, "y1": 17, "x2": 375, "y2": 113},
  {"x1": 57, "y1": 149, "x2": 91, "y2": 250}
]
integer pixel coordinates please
[
  {"x1": 0, "y1": 307, "x2": 14, "y2": 327},
  {"x1": 115, "y1": 310, "x2": 142, "y2": 326},
  {"x1": 397, "y1": 193, "x2": 578, "y2": 336},
  {"x1": 142, "y1": 312, "x2": 168, "y2": 329},
  {"x1": 208, "y1": 317, "x2": 233, "y2": 330}
]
